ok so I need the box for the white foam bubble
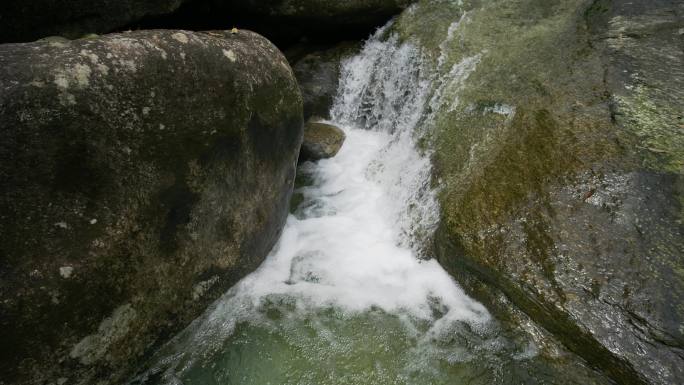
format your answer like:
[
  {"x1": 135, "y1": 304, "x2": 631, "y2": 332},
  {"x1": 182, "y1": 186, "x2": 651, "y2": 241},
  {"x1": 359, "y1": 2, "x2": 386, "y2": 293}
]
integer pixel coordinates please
[{"x1": 232, "y1": 125, "x2": 488, "y2": 324}]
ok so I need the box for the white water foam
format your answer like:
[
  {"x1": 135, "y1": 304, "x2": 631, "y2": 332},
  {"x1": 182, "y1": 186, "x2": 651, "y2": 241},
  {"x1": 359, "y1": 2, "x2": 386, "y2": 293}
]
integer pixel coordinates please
[{"x1": 135, "y1": 24, "x2": 491, "y2": 383}]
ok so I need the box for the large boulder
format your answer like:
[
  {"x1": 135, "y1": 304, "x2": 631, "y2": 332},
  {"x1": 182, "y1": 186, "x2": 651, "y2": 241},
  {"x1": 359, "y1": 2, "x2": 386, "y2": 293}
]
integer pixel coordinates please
[
  {"x1": 0, "y1": 0, "x2": 189, "y2": 43},
  {"x1": 391, "y1": 0, "x2": 683, "y2": 384},
  {"x1": 0, "y1": 29, "x2": 303, "y2": 385}
]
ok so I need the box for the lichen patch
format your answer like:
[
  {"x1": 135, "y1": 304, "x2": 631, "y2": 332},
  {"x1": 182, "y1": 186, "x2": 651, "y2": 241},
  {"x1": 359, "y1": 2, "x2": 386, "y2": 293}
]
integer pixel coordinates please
[
  {"x1": 191, "y1": 276, "x2": 220, "y2": 300},
  {"x1": 29, "y1": 80, "x2": 45, "y2": 88},
  {"x1": 64, "y1": 93, "x2": 76, "y2": 105},
  {"x1": 59, "y1": 266, "x2": 74, "y2": 279},
  {"x1": 118, "y1": 59, "x2": 137, "y2": 73},
  {"x1": 73, "y1": 64, "x2": 91, "y2": 87},
  {"x1": 97, "y1": 63, "x2": 110, "y2": 75},
  {"x1": 53, "y1": 74, "x2": 69, "y2": 90},
  {"x1": 223, "y1": 49, "x2": 237, "y2": 62},
  {"x1": 172, "y1": 32, "x2": 189, "y2": 44},
  {"x1": 80, "y1": 50, "x2": 100, "y2": 64},
  {"x1": 69, "y1": 304, "x2": 137, "y2": 365}
]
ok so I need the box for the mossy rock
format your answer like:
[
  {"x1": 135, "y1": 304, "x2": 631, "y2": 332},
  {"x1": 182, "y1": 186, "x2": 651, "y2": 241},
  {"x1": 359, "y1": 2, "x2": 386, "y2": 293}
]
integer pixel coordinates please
[
  {"x1": 300, "y1": 120, "x2": 346, "y2": 161},
  {"x1": 392, "y1": 0, "x2": 683, "y2": 384},
  {"x1": 0, "y1": 29, "x2": 303, "y2": 385}
]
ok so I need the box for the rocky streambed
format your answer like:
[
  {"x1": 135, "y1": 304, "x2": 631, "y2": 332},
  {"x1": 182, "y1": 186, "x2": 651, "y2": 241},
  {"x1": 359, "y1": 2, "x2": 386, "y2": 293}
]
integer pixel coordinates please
[{"x1": 0, "y1": 1, "x2": 682, "y2": 385}]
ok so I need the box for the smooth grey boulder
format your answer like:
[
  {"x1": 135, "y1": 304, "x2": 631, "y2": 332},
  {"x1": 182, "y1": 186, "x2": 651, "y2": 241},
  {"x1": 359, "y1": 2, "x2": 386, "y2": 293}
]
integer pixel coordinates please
[
  {"x1": 300, "y1": 120, "x2": 346, "y2": 160},
  {"x1": 0, "y1": 29, "x2": 303, "y2": 385}
]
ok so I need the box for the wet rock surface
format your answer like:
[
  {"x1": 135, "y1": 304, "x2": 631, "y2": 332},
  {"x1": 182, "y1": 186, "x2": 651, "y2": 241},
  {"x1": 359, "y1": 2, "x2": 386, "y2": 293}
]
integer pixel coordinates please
[
  {"x1": 0, "y1": 29, "x2": 303, "y2": 385},
  {"x1": 390, "y1": 0, "x2": 683, "y2": 384},
  {"x1": 291, "y1": 42, "x2": 361, "y2": 120},
  {"x1": 300, "y1": 120, "x2": 346, "y2": 161}
]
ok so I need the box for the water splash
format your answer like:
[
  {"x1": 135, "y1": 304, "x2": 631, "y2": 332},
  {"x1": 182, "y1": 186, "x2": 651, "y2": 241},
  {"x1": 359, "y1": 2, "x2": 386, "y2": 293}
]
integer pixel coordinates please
[{"x1": 131, "y1": 22, "x2": 516, "y2": 385}]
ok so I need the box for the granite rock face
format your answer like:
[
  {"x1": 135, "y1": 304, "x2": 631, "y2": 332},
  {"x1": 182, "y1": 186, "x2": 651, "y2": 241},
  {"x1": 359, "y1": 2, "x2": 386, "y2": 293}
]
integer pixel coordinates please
[
  {"x1": 0, "y1": 29, "x2": 303, "y2": 385},
  {"x1": 390, "y1": 0, "x2": 683, "y2": 384}
]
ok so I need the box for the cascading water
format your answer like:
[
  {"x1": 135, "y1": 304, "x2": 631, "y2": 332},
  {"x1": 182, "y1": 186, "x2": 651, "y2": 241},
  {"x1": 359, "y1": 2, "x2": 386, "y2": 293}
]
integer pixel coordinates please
[{"x1": 132, "y1": 23, "x2": 547, "y2": 385}]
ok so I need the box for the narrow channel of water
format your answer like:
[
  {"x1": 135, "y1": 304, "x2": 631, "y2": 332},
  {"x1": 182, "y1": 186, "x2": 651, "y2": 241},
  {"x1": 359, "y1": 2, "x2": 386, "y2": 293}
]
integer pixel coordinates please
[{"x1": 131, "y1": 24, "x2": 603, "y2": 385}]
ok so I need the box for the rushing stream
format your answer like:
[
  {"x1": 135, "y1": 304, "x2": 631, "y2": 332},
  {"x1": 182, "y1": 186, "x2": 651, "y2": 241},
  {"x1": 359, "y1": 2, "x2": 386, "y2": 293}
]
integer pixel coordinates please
[{"x1": 131, "y1": 24, "x2": 595, "y2": 385}]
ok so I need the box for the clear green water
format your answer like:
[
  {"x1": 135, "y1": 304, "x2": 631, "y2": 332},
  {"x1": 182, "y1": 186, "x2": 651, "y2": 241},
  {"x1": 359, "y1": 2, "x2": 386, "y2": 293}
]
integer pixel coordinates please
[
  {"x1": 181, "y1": 310, "x2": 497, "y2": 385},
  {"x1": 135, "y1": 294, "x2": 607, "y2": 385}
]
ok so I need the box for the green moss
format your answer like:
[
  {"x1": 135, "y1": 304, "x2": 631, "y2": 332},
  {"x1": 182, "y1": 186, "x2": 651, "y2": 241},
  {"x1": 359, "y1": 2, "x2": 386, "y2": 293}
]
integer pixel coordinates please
[
  {"x1": 393, "y1": 0, "x2": 465, "y2": 53},
  {"x1": 389, "y1": 0, "x2": 682, "y2": 383},
  {"x1": 614, "y1": 85, "x2": 684, "y2": 173},
  {"x1": 390, "y1": 0, "x2": 623, "y2": 244}
]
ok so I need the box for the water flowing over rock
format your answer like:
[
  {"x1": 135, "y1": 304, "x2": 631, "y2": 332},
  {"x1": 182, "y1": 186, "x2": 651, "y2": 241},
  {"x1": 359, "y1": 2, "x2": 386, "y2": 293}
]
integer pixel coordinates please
[
  {"x1": 2, "y1": 0, "x2": 680, "y2": 383},
  {"x1": 300, "y1": 120, "x2": 346, "y2": 161},
  {"x1": 0, "y1": 29, "x2": 303, "y2": 385},
  {"x1": 387, "y1": 0, "x2": 683, "y2": 384},
  {"x1": 130, "y1": 23, "x2": 612, "y2": 385}
]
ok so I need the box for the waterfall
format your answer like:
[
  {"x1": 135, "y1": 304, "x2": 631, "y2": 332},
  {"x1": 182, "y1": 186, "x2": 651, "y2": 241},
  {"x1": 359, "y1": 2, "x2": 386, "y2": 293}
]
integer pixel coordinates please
[
  {"x1": 132, "y1": 23, "x2": 519, "y2": 385},
  {"x1": 331, "y1": 28, "x2": 437, "y2": 255}
]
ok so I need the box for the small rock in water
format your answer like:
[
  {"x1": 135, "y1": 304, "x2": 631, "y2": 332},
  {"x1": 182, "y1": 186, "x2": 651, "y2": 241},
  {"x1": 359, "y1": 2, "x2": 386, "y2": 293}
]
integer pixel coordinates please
[{"x1": 300, "y1": 119, "x2": 346, "y2": 161}]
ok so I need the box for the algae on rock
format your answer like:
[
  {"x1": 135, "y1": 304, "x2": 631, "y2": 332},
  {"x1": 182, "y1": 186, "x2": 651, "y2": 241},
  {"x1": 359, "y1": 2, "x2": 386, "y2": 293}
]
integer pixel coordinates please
[{"x1": 389, "y1": 0, "x2": 684, "y2": 384}]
